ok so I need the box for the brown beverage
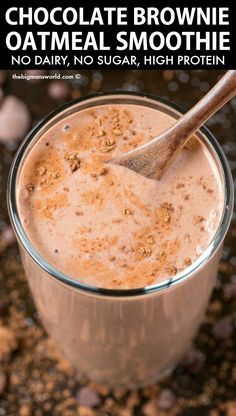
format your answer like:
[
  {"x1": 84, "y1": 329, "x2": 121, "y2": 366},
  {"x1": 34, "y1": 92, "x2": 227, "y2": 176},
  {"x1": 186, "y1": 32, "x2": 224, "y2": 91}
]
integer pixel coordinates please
[{"x1": 8, "y1": 94, "x2": 233, "y2": 387}]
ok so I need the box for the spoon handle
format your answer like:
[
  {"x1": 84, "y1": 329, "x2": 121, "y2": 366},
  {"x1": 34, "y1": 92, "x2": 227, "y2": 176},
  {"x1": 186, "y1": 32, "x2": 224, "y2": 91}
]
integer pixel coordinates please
[
  {"x1": 109, "y1": 70, "x2": 236, "y2": 180},
  {"x1": 169, "y1": 70, "x2": 236, "y2": 147}
]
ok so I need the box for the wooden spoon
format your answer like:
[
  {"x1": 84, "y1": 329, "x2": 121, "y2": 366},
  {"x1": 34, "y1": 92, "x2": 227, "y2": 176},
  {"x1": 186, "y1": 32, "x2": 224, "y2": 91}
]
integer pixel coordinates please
[{"x1": 109, "y1": 70, "x2": 236, "y2": 180}]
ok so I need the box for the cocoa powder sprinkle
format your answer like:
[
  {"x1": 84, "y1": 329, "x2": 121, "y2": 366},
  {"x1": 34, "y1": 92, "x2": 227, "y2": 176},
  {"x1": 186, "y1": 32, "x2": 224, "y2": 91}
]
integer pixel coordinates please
[
  {"x1": 64, "y1": 153, "x2": 81, "y2": 173},
  {"x1": 157, "y1": 202, "x2": 174, "y2": 225},
  {"x1": 37, "y1": 166, "x2": 47, "y2": 176},
  {"x1": 113, "y1": 128, "x2": 122, "y2": 136},
  {"x1": 137, "y1": 245, "x2": 152, "y2": 257},
  {"x1": 99, "y1": 138, "x2": 116, "y2": 153},
  {"x1": 166, "y1": 265, "x2": 178, "y2": 275},
  {"x1": 98, "y1": 129, "x2": 105, "y2": 137},
  {"x1": 196, "y1": 215, "x2": 205, "y2": 223},
  {"x1": 26, "y1": 183, "x2": 34, "y2": 192},
  {"x1": 124, "y1": 208, "x2": 132, "y2": 215},
  {"x1": 184, "y1": 258, "x2": 192, "y2": 266},
  {"x1": 146, "y1": 234, "x2": 155, "y2": 245}
]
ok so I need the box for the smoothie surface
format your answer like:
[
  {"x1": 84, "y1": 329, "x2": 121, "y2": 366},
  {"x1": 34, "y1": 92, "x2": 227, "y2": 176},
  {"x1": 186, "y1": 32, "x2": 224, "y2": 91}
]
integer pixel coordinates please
[{"x1": 17, "y1": 104, "x2": 223, "y2": 288}]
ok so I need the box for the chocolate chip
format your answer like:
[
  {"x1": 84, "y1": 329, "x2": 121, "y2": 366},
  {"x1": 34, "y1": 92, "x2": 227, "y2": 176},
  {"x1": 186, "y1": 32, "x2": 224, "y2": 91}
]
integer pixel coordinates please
[
  {"x1": 48, "y1": 81, "x2": 71, "y2": 100},
  {"x1": 223, "y1": 282, "x2": 236, "y2": 299},
  {"x1": 0, "y1": 326, "x2": 17, "y2": 363},
  {"x1": 212, "y1": 317, "x2": 233, "y2": 339},
  {"x1": 181, "y1": 348, "x2": 206, "y2": 372},
  {"x1": 0, "y1": 371, "x2": 6, "y2": 395},
  {"x1": 156, "y1": 389, "x2": 176, "y2": 410},
  {"x1": 76, "y1": 386, "x2": 101, "y2": 408},
  {"x1": 1, "y1": 226, "x2": 17, "y2": 248},
  {"x1": 0, "y1": 95, "x2": 31, "y2": 142}
]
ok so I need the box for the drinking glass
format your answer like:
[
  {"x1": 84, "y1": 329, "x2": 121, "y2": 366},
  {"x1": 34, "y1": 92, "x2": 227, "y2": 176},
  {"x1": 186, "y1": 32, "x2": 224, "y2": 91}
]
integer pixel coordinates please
[{"x1": 7, "y1": 93, "x2": 234, "y2": 388}]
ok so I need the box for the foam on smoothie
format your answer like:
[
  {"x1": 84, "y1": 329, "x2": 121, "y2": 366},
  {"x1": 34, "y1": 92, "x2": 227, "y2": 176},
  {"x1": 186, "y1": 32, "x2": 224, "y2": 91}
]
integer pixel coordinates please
[{"x1": 17, "y1": 104, "x2": 223, "y2": 289}]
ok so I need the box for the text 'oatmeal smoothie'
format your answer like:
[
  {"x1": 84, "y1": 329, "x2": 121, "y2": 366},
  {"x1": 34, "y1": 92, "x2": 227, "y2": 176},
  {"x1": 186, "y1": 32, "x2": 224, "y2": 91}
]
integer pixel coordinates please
[{"x1": 17, "y1": 104, "x2": 224, "y2": 289}]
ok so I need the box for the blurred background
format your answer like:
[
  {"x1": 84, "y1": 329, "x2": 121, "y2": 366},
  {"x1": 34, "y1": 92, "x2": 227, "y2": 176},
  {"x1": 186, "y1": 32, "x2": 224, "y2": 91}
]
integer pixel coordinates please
[{"x1": 0, "y1": 70, "x2": 235, "y2": 416}]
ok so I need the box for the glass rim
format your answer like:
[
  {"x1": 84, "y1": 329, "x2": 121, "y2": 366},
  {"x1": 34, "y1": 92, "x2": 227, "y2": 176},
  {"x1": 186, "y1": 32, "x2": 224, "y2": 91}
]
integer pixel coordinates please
[{"x1": 7, "y1": 92, "x2": 234, "y2": 298}]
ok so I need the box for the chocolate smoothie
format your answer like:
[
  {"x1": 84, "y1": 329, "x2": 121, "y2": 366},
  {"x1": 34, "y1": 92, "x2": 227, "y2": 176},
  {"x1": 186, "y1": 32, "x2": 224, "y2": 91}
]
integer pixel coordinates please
[
  {"x1": 10, "y1": 95, "x2": 232, "y2": 387},
  {"x1": 17, "y1": 104, "x2": 223, "y2": 289}
]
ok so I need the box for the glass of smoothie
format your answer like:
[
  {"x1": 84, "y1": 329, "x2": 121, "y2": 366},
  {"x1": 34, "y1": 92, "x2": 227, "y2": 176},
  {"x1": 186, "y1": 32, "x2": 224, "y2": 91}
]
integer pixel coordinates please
[{"x1": 7, "y1": 93, "x2": 233, "y2": 388}]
